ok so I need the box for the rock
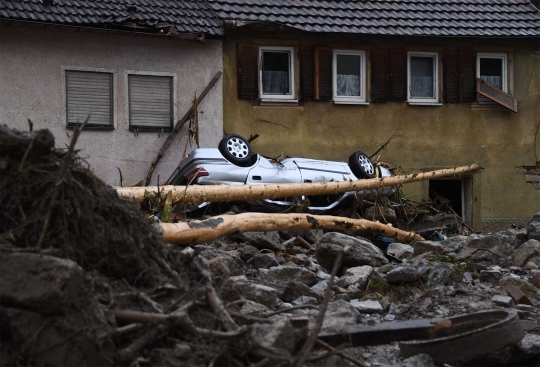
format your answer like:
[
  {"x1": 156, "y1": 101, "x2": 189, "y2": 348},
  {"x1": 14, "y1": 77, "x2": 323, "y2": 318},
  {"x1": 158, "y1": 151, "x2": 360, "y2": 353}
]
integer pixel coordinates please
[
  {"x1": 491, "y1": 295, "x2": 514, "y2": 307},
  {"x1": 317, "y1": 299, "x2": 360, "y2": 334},
  {"x1": 234, "y1": 231, "x2": 285, "y2": 252},
  {"x1": 512, "y1": 239, "x2": 540, "y2": 267},
  {"x1": 233, "y1": 282, "x2": 278, "y2": 308},
  {"x1": 526, "y1": 212, "x2": 540, "y2": 241},
  {"x1": 377, "y1": 264, "x2": 394, "y2": 274},
  {"x1": 384, "y1": 314, "x2": 396, "y2": 321},
  {"x1": 387, "y1": 267, "x2": 417, "y2": 284},
  {"x1": 281, "y1": 281, "x2": 322, "y2": 303},
  {"x1": 316, "y1": 232, "x2": 388, "y2": 271},
  {"x1": 200, "y1": 248, "x2": 246, "y2": 276},
  {"x1": 251, "y1": 318, "x2": 295, "y2": 353},
  {"x1": 239, "y1": 300, "x2": 270, "y2": 315},
  {"x1": 0, "y1": 252, "x2": 85, "y2": 314},
  {"x1": 350, "y1": 299, "x2": 383, "y2": 314},
  {"x1": 479, "y1": 269, "x2": 503, "y2": 285},
  {"x1": 279, "y1": 229, "x2": 322, "y2": 245},
  {"x1": 440, "y1": 235, "x2": 468, "y2": 253},
  {"x1": 364, "y1": 206, "x2": 397, "y2": 224},
  {"x1": 310, "y1": 281, "x2": 328, "y2": 299},
  {"x1": 387, "y1": 243, "x2": 414, "y2": 259},
  {"x1": 457, "y1": 234, "x2": 520, "y2": 263},
  {"x1": 524, "y1": 261, "x2": 539, "y2": 269},
  {"x1": 316, "y1": 270, "x2": 331, "y2": 280},
  {"x1": 251, "y1": 253, "x2": 279, "y2": 269},
  {"x1": 410, "y1": 240, "x2": 445, "y2": 256},
  {"x1": 208, "y1": 257, "x2": 230, "y2": 283},
  {"x1": 239, "y1": 245, "x2": 259, "y2": 262},
  {"x1": 415, "y1": 262, "x2": 459, "y2": 288},
  {"x1": 392, "y1": 354, "x2": 435, "y2": 367},
  {"x1": 292, "y1": 296, "x2": 318, "y2": 306},
  {"x1": 505, "y1": 285, "x2": 533, "y2": 305},
  {"x1": 530, "y1": 273, "x2": 540, "y2": 288},
  {"x1": 337, "y1": 266, "x2": 373, "y2": 289},
  {"x1": 499, "y1": 276, "x2": 540, "y2": 300},
  {"x1": 257, "y1": 263, "x2": 318, "y2": 296}
]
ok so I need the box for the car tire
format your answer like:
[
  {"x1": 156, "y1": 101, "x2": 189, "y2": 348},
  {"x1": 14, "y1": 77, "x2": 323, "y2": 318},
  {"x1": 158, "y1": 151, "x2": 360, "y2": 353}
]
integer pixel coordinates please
[
  {"x1": 349, "y1": 151, "x2": 376, "y2": 179},
  {"x1": 218, "y1": 134, "x2": 253, "y2": 166}
]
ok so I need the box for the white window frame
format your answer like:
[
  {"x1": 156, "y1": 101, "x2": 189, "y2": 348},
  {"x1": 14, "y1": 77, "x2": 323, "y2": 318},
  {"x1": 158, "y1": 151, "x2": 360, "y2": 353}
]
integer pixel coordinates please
[
  {"x1": 332, "y1": 50, "x2": 366, "y2": 104},
  {"x1": 124, "y1": 70, "x2": 177, "y2": 131},
  {"x1": 476, "y1": 52, "x2": 508, "y2": 93},
  {"x1": 407, "y1": 51, "x2": 439, "y2": 103},
  {"x1": 259, "y1": 46, "x2": 296, "y2": 102},
  {"x1": 61, "y1": 66, "x2": 117, "y2": 129}
]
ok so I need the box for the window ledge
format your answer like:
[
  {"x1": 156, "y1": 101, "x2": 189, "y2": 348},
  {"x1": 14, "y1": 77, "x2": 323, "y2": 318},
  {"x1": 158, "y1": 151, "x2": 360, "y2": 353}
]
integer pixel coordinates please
[
  {"x1": 470, "y1": 102, "x2": 508, "y2": 111},
  {"x1": 408, "y1": 102, "x2": 443, "y2": 106},
  {"x1": 129, "y1": 126, "x2": 173, "y2": 133},
  {"x1": 334, "y1": 101, "x2": 369, "y2": 105},
  {"x1": 260, "y1": 99, "x2": 298, "y2": 103},
  {"x1": 67, "y1": 125, "x2": 114, "y2": 131}
]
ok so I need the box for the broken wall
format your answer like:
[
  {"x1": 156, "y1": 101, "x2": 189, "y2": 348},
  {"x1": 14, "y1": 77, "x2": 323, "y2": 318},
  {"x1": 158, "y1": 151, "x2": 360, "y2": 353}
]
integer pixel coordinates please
[
  {"x1": 221, "y1": 32, "x2": 540, "y2": 227},
  {"x1": 0, "y1": 22, "x2": 223, "y2": 185}
]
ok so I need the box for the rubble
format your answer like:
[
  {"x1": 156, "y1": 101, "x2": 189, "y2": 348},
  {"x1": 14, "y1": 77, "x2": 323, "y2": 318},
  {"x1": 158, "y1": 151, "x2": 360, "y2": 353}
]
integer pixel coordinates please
[{"x1": 1, "y1": 124, "x2": 539, "y2": 366}]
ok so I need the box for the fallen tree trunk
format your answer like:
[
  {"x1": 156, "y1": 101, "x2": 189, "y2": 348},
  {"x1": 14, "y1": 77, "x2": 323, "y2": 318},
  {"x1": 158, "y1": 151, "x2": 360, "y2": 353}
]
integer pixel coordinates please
[
  {"x1": 160, "y1": 213, "x2": 424, "y2": 245},
  {"x1": 119, "y1": 164, "x2": 481, "y2": 205}
]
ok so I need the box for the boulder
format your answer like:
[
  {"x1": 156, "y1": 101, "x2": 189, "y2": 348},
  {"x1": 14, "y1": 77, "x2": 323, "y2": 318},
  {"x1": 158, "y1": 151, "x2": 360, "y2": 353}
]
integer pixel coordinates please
[
  {"x1": 410, "y1": 241, "x2": 445, "y2": 256},
  {"x1": 387, "y1": 243, "x2": 414, "y2": 260},
  {"x1": 440, "y1": 236, "x2": 468, "y2": 254},
  {"x1": 281, "y1": 281, "x2": 322, "y2": 303},
  {"x1": 200, "y1": 248, "x2": 246, "y2": 276},
  {"x1": 479, "y1": 270, "x2": 503, "y2": 285},
  {"x1": 350, "y1": 299, "x2": 383, "y2": 314},
  {"x1": 316, "y1": 299, "x2": 360, "y2": 334},
  {"x1": 387, "y1": 267, "x2": 417, "y2": 284},
  {"x1": 234, "y1": 231, "x2": 285, "y2": 252},
  {"x1": 256, "y1": 263, "x2": 318, "y2": 295},
  {"x1": 251, "y1": 253, "x2": 280, "y2": 269},
  {"x1": 337, "y1": 266, "x2": 373, "y2": 289},
  {"x1": 251, "y1": 318, "x2": 295, "y2": 353},
  {"x1": 316, "y1": 233, "x2": 388, "y2": 271},
  {"x1": 457, "y1": 234, "x2": 521, "y2": 263},
  {"x1": 415, "y1": 261, "x2": 462, "y2": 288},
  {"x1": 233, "y1": 282, "x2": 278, "y2": 308},
  {"x1": 526, "y1": 212, "x2": 540, "y2": 241},
  {"x1": 0, "y1": 252, "x2": 85, "y2": 314},
  {"x1": 499, "y1": 276, "x2": 540, "y2": 300},
  {"x1": 512, "y1": 239, "x2": 540, "y2": 267},
  {"x1": 310, "y1": 281, "x2": 329, "y2": 299}
]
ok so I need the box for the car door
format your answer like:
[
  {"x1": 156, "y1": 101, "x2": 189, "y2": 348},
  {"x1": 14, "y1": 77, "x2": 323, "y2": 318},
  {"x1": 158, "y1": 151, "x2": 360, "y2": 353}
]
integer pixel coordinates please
[
  {"x1": 245, "y1": 156, "x2": 302, "y2": 184},
  {"x1": 293, "y1": 158, "x2": 353, "y2": 183}
]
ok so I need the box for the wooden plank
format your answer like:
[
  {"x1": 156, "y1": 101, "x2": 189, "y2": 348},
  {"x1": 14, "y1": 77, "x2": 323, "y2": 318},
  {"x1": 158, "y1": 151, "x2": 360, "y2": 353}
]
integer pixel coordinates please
[{"x1": 476, "y1": 78, "x2": 517, "y2": 112}]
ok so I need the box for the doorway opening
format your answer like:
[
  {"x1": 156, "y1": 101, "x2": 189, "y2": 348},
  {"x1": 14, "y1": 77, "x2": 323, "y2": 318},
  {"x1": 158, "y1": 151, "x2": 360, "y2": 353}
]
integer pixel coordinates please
[{"x1": 429, "y1": 177, "x2": 473, "y2": 226}]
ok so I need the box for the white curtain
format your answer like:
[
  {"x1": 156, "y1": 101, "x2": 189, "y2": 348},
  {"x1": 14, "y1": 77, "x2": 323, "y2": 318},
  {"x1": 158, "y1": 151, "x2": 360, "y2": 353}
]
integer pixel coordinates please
[
  {"x1": 337, "y1": 74, "x2": 360, "y2": 96},
  {"x1": 481, "y1": 75, "x2": 502, "y2": 89},
  {"x1": 263, "y1": 71, "x2": 289, "y2": 94},
  {"x1": 410, "y1": 76, "x2": 433, "y2": 97}
]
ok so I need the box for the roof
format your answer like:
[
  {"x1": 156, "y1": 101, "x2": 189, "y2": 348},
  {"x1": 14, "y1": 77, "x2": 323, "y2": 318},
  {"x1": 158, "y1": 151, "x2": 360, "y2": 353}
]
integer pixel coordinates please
[
  {"x1": 0, "y1": 0, "x2": 224, "y2": 36},
  {"x1": 208, "y1": 0, "x2": 540, "y2": 37}
]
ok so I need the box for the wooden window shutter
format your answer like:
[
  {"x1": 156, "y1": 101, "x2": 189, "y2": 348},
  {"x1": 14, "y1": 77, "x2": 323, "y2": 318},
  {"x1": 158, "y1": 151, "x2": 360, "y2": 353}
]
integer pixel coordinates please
[
  {"x1": 370, "y1": 49, "x2": 389, "y2": 102},
  {"x1": 66, "y1": 70, "x2": 113, "y2": 127},
  {"x1": 315, "y1": 47, "x2": 332, "y2": 101},
  {"x1": 299, "y1": 47, "x2": 314, "y2": 101},
  {"x1": 389, "y1": 48, "x2": 407, "y2": 102},
  {"x1": 237, "y1": 44, "x2": 258, "y2": 100},
  {"x1": 128, "y1": 75, "x2": 173, "y2": 129},
  {"x1": 477, "y1": 78, "x2": 517, "y2": 112},
  {"x1": 443, "y1": 51, "x2": 460, "y2": 103},
  {"x1": 460, "y1": 50, "x2": 476, "y2": 102}
]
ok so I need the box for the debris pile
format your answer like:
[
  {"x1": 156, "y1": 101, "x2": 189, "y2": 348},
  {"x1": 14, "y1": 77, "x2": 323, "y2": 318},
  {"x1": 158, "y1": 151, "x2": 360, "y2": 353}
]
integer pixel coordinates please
[{"x1": 1, "y1": 125, "x2": 539, "y2": 366}]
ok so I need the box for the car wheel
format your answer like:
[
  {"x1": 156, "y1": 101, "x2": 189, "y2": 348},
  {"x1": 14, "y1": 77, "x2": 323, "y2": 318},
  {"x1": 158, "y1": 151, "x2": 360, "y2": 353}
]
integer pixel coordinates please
[
  {"x1": 349, "y1": 151, "x2": 376, "y2": 179},
  {"x1": 218, "y1": 134, "x2": 253, "y2": 166}
]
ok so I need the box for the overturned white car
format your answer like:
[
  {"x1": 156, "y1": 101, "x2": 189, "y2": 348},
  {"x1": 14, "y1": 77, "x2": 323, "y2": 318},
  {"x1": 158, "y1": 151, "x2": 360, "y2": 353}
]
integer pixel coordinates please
[{"x1": 167, "y1": 134, "x2": 395, "y2": 214}]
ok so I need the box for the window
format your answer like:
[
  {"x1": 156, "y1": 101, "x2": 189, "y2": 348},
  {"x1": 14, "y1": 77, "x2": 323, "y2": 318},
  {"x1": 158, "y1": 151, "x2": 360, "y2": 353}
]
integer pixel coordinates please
[
  {"x1": 65, "y1": 70, "x2": 113, "y2": 129},
  {"x1": 259, "y1": 46, "x2": 295, "y2": 101},
  {"x1": 333, "y1": 50, "x2": 366, "y2": 104},
  {"x1": 477, "y1": 53, "x2": 508, "y2": 104},
  {"x1": 128, "y1": 74, "x2": 173, "y2": 131},
  {"x1": 407, "y1": 51, "x2": 439, "y2": 103}
]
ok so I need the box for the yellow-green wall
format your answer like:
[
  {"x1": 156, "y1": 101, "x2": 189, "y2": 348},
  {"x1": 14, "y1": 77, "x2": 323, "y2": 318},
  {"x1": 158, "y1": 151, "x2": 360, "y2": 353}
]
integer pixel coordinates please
[{"x1": 222, "y1": 32, "x2": 540, "y2": 227}]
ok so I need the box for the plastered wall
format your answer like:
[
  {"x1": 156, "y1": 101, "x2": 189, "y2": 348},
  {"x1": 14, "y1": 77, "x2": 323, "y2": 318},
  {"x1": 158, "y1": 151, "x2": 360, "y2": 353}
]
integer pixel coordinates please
[
  {"x1": 0, "y1": 22, "x2": 223, "y2": 185},
  {"x1": 222, "y1": 32, "x2": 540, "y2": 226}
]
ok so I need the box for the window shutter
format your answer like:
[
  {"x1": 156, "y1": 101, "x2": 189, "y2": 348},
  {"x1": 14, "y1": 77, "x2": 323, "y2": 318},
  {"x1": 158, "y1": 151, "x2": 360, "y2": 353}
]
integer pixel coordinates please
[
  {"x1": 460, "y1": 50, "x2": 476, "y2": 102},
  {"x1": 237, "y1": 44, "x2": 259, "y2": 100},
  {"x1": 299, "y1": 46, "x2": 314, "y2": 101},
  {"x1": 66, "y1": 70, "x2": 113, "y2": 127},
  {"x1": 443, "y1": 51, "x2": 460, "y2": 103},
  {"x1": 477, "y1": 78, "x2": 517, "y2": 112},
  {"x1": 370, "y1": 49, "x2": 389, "y2": 102},
  {"x1": 315, "y1": 47, "x2": 332, "y2": 101},
  {"x1": 389, "y1": 48, "x2": 407, "y2": 102},
  {"x1": 128, "y1": 75, "x2": 173, "y2": 129}
]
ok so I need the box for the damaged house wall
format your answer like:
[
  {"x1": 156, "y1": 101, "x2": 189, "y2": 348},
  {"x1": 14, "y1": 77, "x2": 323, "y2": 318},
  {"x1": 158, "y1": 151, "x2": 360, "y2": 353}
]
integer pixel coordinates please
[
  {"x1": 0, "y1": 22, "x2": 223, "y2": 186},
  {"x1": 220, "y1": 31, "x2": 540, "y2": 228}
]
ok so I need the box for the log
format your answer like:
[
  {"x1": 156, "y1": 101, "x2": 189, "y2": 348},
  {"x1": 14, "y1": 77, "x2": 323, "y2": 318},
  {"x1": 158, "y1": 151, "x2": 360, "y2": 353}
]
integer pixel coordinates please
[
  {"x1": 0, "y1": 124, "x2": 54, "y2": 156},
  {"x1": 160, "y1": 213, "x2": 424, "y2": 246},
  {"x1": 119, "y1": 164, "x2": 481, "y2": 205}
]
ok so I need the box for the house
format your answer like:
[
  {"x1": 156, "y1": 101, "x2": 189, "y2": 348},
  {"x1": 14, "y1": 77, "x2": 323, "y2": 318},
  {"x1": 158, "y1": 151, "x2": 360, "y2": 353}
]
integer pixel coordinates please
[
  {"x1": 208, "y1": 0, "x2": 540, "y2": 228},
  {"x1": 0, "y1": 0, "x2": 224, "y2": 185}
]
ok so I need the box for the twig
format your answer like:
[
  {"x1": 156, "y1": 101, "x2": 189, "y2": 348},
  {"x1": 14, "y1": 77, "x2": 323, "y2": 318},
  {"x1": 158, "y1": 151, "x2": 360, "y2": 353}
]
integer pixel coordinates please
[
  {"x1": 305, "y1": 343, "x2": 347, "y2": 362},
  {"x1": 116, "y1": 325, "x2": 168, "y2": 363},
  {"x1": 263, "y1": 304, "x2": 319, "y2": 318},
  {"x1": 369, "y1": 133, "x2": 396, "y2": 159},
  {"x1": 314, "y1": 339, "x2": 368, "y2": 367},
  {"x1": 207, "y1": 284, "x2": 239, "y2": 331},
  {"x1": 116, "y1": 291, "x2": 164, "y2": 314},
  {"x1": 36, "y1": 117, "x2": 87, "y2": 249},
  {"x1": 291, "y1": 245, "x2": 350, "y2": 367},
  {"x1": 229, "y1": 311, "x2": 272, "y2": 324},
  {"x1": 116, "y1": 166, "x2": 123, "y2": 187}
]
